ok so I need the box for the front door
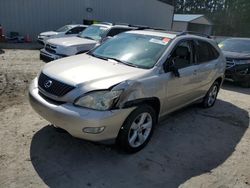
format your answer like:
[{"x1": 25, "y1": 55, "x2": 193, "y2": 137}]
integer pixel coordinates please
[{"x1": 161, "y1": 40, "x2": 201, "y2": 114}]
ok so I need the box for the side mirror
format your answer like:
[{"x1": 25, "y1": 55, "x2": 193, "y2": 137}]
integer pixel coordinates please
[{"x1": 164, "y1": 59, "x2": 180, "y2": 77}]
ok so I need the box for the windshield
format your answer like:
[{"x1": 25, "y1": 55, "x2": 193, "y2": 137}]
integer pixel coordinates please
[
  {"x1": 78, "y1": 25, "x2": 109, "y2": 41},
  {"x1": 219, "y1": 39, "x2": 250, "y2": 53},
  {"x1": 90, "y1": 33, "x2": 171, "y2": 69},
  {"x1": 56, "y1": 25, "x2": 72, "y2": 32}
]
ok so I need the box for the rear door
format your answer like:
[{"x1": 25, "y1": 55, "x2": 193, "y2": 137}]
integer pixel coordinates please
[{"x1": 193, "y1": 40, "x2": 220, "y2": 96}]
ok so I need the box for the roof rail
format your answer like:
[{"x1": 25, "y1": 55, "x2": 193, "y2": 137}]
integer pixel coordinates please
[{"x1": 178, "y1": 31, "x2": 211, "y2": 38}]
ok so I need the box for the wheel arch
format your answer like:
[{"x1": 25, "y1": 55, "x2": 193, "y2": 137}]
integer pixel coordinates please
[
  {"x1": 215, "y1": 76, "x2": 224, "y2": 87},
  {"x1": 122, "y1": 97, "x2": 161, "y2": 121}
]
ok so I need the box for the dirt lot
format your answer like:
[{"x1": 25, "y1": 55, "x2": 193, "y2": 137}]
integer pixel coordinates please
[{"x1": 0, "y1": 49, "x2": 250, "y2": 188}]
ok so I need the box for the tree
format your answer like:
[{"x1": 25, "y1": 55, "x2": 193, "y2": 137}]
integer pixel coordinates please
[{"x1": 174, "y1": 0, "x2": 250, "y2": 37}]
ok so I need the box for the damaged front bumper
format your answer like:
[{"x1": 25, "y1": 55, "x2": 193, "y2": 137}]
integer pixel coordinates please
[
  {"x1": 225, "y1": 64, "x2": 250, "y2": 83},
  {"x1": 29, "y1": 79, "x2": 135, "y2": 142}
]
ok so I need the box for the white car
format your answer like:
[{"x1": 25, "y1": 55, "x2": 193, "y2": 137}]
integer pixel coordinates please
[
  {"x1": 37, "y1": 24, "x2": 88, "y2": 45},
  {"x1": 40, "y1": 23, "x2": 136, "y2": 62}
]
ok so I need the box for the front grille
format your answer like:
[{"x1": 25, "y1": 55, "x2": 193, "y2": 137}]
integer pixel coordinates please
[
  {"x1": 38, "y1": 73, "x2": 75, "y2": 97},
  {"x1": 45, "y1": 44, "x2": 56, "y2": 54},
  {"x1": 226, "y1": 58, "x2": 235, "y2": 69},
  {"x1": 38, "y1": 91, "x2": 66, "y2": 105}
]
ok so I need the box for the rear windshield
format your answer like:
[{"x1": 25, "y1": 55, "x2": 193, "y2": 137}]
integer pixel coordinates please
[
  {"x1": 91, "y1": 33, "x2": 171, "y2": 69},
  {"x1": 219, "y1": 39, "x2": 250, "y2": 53}
]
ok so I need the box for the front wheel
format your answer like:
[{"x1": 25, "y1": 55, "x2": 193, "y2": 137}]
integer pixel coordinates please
[
  {"x1": 201, "y1": 81, "x2": 220, "y2": 108},
  {"x1": 116, "y1": 105, "x2": 156, "y2": 153}
]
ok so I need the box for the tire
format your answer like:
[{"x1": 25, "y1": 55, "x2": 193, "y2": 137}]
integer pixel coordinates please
[
  {"x1": 116, "y1": 105, "x2": 156, "y2": 153},
  {"x1": 201, "y1": 81, "x2": 220, "y2": 108}
]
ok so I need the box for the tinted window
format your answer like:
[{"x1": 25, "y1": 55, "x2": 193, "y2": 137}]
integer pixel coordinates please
[
  {"x1": 170, "y1": 41, "x2": 193, "y2": 69},
  {"x1": 67, "y1": 26, "x2": 86, "y2": 34},
  {"x1": 91, "y1": 33, "x2": 171, "y2": 69},
  {"x1": 208, "y1": 43, "x2": 220, "y2": 60},
  {"x1": 195, "y1": 40, "x2": 219, "y2": 63},
  {"x1": 106, "y1": 28, "x2": 132, "y2": 37}
]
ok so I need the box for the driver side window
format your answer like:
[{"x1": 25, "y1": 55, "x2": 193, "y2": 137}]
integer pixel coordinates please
[{"x1": 170, "y1": 41, "x2": 193, "y2": 69}]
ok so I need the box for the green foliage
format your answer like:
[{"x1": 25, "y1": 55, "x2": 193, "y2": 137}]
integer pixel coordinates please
[{"x1": 174, "y1": 0, "x2": 250, "y2": 37}]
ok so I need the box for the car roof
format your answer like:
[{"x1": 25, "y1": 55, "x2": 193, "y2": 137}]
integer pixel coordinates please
[
  {"x1": 127, "y1": 30, "x2": 177, "y2": 39},
  {"x1": 67, "y1": 24, "x2": 88, "y2": 28},
  {"x1": 127, "y1": 29, "x2": 216, "y2": 43},
  {"x1": 93, "y1": 23, "x2": 137, "y2": 29},
  {"x1": 92, "y1": 24, "x2": 113, "y2": 28}
]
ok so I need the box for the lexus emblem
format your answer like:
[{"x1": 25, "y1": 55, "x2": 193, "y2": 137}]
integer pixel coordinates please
[{"x1": 44, "y1": 80, "x2": 53, "y2": 88}]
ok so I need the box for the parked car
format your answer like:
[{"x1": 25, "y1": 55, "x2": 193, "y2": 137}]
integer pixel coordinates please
[
  {"x1": 37, "y1": 24, "x2": 87, "y2": 45},
  {"x1": 29, "y1": 30, "x2": 226, "y2": 153},
  {"x1": 219, "y1": 38, "x2": 250, "y2": 87},
  {"x1": 40, "y1": 23, "x2": 136, "y2": 62}
]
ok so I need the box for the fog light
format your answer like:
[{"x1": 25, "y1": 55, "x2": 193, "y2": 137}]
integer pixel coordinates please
[{"x1": 82, "y1": 127, "x2": 105, "y2": 134}]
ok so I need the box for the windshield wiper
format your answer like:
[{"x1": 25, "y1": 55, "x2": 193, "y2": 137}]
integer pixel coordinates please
[
  {"x1": 88, "y1": 53, "x2": 140, "y2": 68},
  {"x1": 106, "y1": 57, "x2": 139, "y2": 68}
]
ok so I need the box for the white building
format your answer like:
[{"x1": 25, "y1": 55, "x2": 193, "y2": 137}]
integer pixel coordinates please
[
  {"x1": 0, "y1": 0, "x2": 174, "y2": 40},
  {"x1": 172, "y1": 14, "x2": 213, "y2": 35}
]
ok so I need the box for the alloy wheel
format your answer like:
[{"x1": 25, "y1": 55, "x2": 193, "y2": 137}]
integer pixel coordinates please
[{"x1": 128, "y1": 112, "x2": 153, "y2": 148}]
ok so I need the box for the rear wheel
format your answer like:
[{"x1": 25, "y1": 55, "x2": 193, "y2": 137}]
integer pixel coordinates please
[
  {"x1": 201, "y1": 81, "x2": 219, "y2": 108},
  {"x1": 117, "y1": 105, "x2": 156, "y2": 153}
]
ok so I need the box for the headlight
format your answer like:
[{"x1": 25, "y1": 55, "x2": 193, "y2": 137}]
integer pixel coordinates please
[
  {"x1": 235, "y1": 59, "x2": 250, "y2": 65},
  {"x1": 74, "y1": 90, "x2": 123, "y2": 111}
]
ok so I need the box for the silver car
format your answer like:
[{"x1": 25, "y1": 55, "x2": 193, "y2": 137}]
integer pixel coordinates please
[{"x1": 29, "y1": 30, "x2": 226, "y2": 153}]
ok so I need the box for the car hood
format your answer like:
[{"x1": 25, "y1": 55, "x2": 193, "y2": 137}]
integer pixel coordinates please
[
  {"x1": 40, "y1": 31, "x2": 58, "y2": 36},
  {"x1": 42, "y1": 54, "x2": 148, "y2": 89},
  {"x1": 222, "y1": 50, "x2": 250, "y2": 59},
  {"x1": 47, "y1": 36, "x2": 97, "y2": 47}
]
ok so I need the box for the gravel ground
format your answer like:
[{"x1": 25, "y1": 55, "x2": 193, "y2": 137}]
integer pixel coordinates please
[{"x1": 0, "y1": 49, "x2": 249, "y2": 188}]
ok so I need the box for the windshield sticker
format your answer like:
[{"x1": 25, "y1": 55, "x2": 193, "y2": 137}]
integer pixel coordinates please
[
  {"x1": 149, "y1": 38, "x2": 169, "y2": 45},
  {"x1": 163, "y1": 37, "x2": 171, "y2": 43}
]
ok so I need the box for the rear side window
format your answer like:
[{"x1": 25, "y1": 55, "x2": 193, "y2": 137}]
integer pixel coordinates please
[
  {"x1": 194, "y1": 40, "x2": 219, "y2": 63},
  {"x1": 106, "y1": 28, "x2": 132, "y2": 37},
  {"x1": 209, "y1": 44, "x2": 220, "y2": 59}
]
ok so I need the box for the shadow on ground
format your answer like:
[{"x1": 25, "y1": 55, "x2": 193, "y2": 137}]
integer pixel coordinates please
[
  {"x1": 30, "y1": 99, "x2": 249, "y2": 188},
  {"x1": 222, "y1": 81, "x2": 250, "y2": 95}
]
